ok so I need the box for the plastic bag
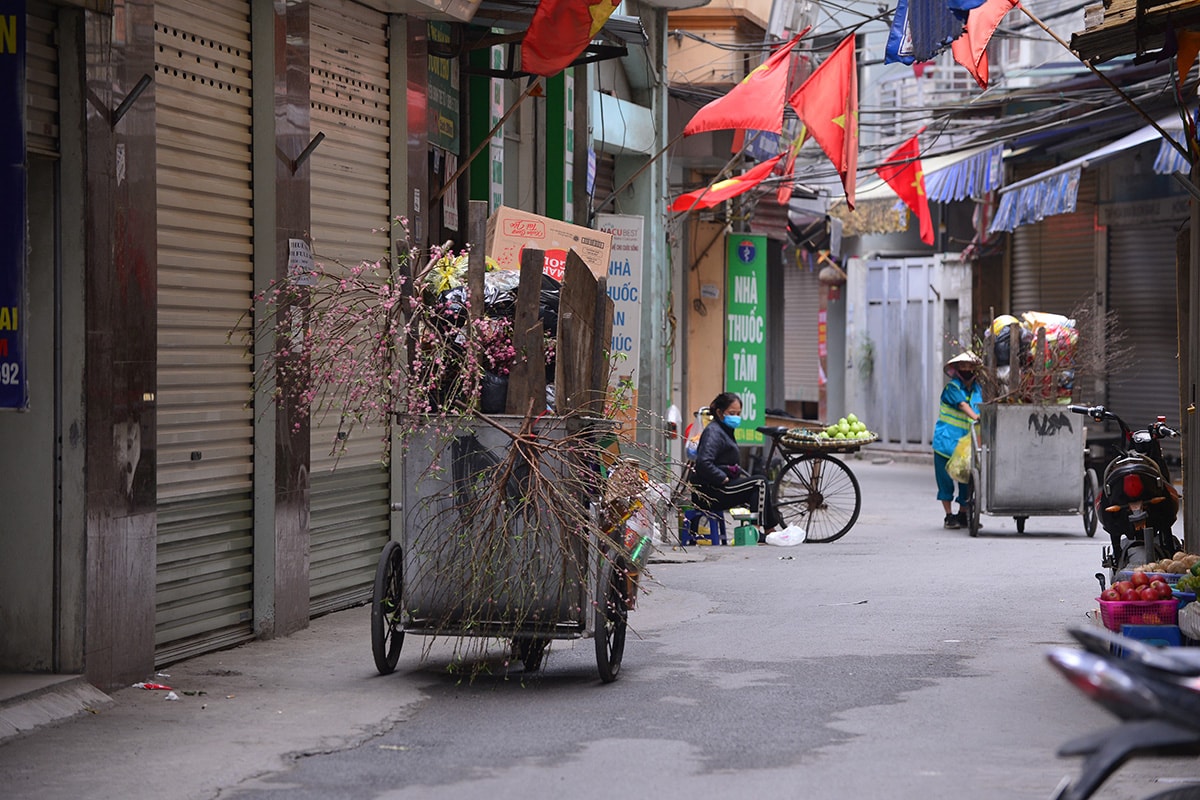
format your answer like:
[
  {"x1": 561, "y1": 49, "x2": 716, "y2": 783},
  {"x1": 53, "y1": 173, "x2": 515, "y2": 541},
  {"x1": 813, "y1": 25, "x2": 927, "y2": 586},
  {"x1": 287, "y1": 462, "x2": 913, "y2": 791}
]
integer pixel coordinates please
[
  {"x1": 946, "y1": 433, "x2": 972, "y2": 484},
  {"x1": 765, "y1": 524, "x2": 807, "y2": 546}
]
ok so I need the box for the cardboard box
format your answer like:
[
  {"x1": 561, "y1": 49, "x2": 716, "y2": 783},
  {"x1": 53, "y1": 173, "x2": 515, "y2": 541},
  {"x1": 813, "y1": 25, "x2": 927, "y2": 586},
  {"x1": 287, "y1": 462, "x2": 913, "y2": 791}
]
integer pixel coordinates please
[{"x1": 485, "y1": 206, "x2": 613, "y2": 282}]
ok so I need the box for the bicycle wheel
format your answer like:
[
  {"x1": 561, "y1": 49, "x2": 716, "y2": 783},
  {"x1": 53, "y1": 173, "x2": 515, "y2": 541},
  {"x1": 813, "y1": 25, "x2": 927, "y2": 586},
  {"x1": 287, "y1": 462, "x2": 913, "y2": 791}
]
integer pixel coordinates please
[
  {"x1": 594, "y1": 555, "x2": 628, "y2": 683},
  {"x1": 371, "y1": 540, "x2": 405, "y2": 675},
  {"x1": 774, "y1": 454, "x2": 861, "y2": 543}
]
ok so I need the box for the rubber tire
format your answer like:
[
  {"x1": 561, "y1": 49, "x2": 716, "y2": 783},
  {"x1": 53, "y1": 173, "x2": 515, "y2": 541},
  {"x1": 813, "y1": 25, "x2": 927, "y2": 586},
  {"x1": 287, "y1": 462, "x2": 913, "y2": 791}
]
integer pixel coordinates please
[
  {"x1": 1083, "y1": 468, "x2": 1099, "y2": 538},
  {"x1": 773, "y1": 454, "x2": 862, "y2": 544},
  {"x1": 371, "y1": 540, "x2": 405, "y2": 675},
  {"x1": 967, "y1": 468, "x2": 981, "y2": 538},
  {"x1": 594, "y1": 556, "x2": 627, "y2": 683},
  {"x1": 516, "y1": 638, "x2": 548, "y2": 672},
  {"x1": 1015, "y1": 516, "x2": 1027, "y2": 534},
  {"x1": 1143, "y1": 787, "x2": 1200, "y2": 800}
]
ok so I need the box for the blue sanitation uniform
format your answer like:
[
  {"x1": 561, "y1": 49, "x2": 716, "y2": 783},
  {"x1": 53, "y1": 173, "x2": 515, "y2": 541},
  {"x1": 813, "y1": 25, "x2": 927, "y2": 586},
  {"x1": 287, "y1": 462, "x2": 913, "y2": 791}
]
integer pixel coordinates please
[{"x1": 932, "y1": 376, "x2": 982, "y2": 504}]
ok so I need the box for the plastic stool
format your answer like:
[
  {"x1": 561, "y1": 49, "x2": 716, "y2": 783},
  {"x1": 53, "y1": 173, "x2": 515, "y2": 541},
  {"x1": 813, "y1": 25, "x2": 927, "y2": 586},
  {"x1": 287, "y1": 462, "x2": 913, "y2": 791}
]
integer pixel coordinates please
[{"x1": 681, "y1": 508, "x2": 726, "y2": 545}]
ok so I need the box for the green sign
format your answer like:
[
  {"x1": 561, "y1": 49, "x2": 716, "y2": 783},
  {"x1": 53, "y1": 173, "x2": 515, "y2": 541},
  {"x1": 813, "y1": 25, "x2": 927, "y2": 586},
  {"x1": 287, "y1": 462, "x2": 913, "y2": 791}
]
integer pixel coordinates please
[
  {"x1": 725, "y1": 235, "x2": 767, "y2": 445},
  {"x1": 427, "y1": 21, "x2": 459, "y2": 154}
]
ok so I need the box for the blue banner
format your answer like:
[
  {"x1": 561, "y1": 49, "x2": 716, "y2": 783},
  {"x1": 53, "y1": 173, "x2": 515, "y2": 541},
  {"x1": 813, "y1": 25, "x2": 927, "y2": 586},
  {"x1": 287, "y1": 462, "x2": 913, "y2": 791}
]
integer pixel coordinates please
[{"x1": 1, "y1": 2, "x2": 26, "y2": 409}]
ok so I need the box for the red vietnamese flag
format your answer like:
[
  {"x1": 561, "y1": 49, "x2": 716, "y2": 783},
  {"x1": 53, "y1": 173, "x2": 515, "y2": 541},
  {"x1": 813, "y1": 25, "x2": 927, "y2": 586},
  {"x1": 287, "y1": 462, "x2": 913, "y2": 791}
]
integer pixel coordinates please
[
  {"x1": 684, "y1": 32, "x2": 806, "y2": 136},
  {"x1": 522, "y1": 0, "x2": 621, "y2": 77},
  {"x1": 952, "y1": 0, "x2": 1020, "y2": 90},
  {"x1": 670, "y1": 153, "x2": 786, "y2": 212},
  {"x1": 788, "y1": 35, "x2": 858, "y2": 208},
  {"x1": 876, "y1": 134, "x2": 933, "y2": 245}
]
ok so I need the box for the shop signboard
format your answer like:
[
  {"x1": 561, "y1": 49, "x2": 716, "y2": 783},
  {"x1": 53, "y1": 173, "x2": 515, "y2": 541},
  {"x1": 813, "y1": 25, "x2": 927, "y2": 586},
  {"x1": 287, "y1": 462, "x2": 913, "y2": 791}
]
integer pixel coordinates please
[
  {"x1": 427, "y1": 21, "x2": 459, "y2": 154},
  {"x1": 596, "y1": 213, "x2": 642, "y2": 432},
  {"x1": 1, "y1": 2, "x2": 26, "y2": 409},
  {"x1": 726, "y1": 235, "x2": 767, "y2": 445}
]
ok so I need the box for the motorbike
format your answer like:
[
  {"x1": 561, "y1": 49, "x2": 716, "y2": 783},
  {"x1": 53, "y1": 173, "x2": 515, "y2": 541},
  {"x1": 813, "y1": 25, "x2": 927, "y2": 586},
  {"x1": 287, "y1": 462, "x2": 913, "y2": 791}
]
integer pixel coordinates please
[
  {"x1": 1047, "y1": 625, "x2": 1200, "y2": 800},
  {"x1": 1068, "y1": 405, "x2": 1181, "y2": 574}
]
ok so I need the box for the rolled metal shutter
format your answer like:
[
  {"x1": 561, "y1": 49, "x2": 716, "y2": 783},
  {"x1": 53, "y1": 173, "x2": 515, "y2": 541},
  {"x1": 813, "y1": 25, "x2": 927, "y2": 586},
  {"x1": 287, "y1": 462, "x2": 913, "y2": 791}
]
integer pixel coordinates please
[
  {"x1": 154, "y1": 0, "x2": 255, "y2": 663},
  {"x1": 1107, "y1": 225, "x2": 1182, "y2": 464},
  {"x1": 25, "y1": 2, "x2": 57, "y2": 157},
  {"x1": 307, "y1": 0, "x2": 392, "y2": 615},
  {"x1": 1010, "y1": 172, "x2": 1097, "y2": 316},
  {"x1": 783, "y1": 256, "x2": 819, "y2": 403}
]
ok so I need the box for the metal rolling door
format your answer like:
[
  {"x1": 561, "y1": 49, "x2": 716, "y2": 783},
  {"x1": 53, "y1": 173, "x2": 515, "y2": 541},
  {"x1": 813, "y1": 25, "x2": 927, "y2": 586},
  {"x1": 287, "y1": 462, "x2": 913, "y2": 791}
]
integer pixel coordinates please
[
  {"x1": 154, "y1": 0, "x2": 255, "y2": 663},
  {"x1": 782, "y1": 257, "x2": 819, "y2": 403},
  {"x1": 307, "y1": 0, "x2": 392, "y2": 615},
  {"x1": 26, "y1": 2, "x2": 58, "y2": 157},
  {"x1": 1107, "y1": 225, "x2": 1182, "y2": 464},
  {"x1": 1010, "y1": 173, "x2": 1097, "y2": 316}
]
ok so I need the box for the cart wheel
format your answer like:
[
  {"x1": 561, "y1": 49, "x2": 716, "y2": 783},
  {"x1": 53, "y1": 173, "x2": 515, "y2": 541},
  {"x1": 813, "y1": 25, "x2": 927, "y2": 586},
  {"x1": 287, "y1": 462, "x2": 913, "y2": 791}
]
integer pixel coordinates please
[
  {"x1": 773, "y1": 454, "x2": 862, "y2": 543},
  {"x1": 1015, "y1": 516, "x2": 1028, "y2": 534},
  {"x1": 1083, "y1": 468, "x2": 1099, "y2": 538},
  {"x1": 371, "y1": 540, "x2": 405, "y2": 675},
  {"x1": 967, "y1": 468, "x2": 981, "y2": 538},
  {"x1": 595, "y1": 556, "x2": 628, "y2": 683},
  {"x1": 515, "y1": 638, "x2": 548, "y2": 672}
]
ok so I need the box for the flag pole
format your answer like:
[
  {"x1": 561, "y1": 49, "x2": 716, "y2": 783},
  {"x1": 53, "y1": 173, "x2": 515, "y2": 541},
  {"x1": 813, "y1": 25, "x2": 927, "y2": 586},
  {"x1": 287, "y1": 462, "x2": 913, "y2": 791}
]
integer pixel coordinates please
[
  {"x1": 432, "y1": 77, "x2": 543, "y2": 205},
  {"x1": 1019, "y1": 4, "x2": 1191, "y2": 161},
  {"x1": 590, "y1": 131, "x2": 685, "y2": 220}
]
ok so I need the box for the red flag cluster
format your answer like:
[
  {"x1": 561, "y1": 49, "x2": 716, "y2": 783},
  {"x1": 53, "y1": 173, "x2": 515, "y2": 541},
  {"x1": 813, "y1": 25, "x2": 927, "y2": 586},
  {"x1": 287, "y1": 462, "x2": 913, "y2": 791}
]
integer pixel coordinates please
[{"x1": 672, "y1": 33, "x2": 860, "y2": 211}]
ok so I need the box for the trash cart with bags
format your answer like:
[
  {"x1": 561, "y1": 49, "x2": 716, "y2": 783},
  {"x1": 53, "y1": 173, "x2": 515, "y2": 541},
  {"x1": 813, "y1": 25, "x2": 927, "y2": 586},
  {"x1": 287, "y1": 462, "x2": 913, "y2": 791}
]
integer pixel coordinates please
[
  {"x1": 962, "y1": 403, "x2": 1096, "y2": 538},
  {"x1": 371, "y1": 413, "x2": 638, "y2": 683},
  {"x1": 370, "y1": 244, "x2": 642, "y2": 683}
]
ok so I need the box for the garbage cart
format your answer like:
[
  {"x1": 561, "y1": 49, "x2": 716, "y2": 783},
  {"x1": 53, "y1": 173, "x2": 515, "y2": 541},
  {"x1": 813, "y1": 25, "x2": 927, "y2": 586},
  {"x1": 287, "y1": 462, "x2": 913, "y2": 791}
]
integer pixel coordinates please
[{"x1": 966, "y1": 403, "x2": 1097, "y2": 538}]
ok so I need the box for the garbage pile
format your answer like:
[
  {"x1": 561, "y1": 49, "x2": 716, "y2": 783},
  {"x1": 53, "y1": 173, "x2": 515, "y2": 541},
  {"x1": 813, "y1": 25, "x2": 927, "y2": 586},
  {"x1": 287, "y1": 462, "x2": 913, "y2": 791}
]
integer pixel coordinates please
[{"x1": 983, "y1": 311, "x2": 1078, "y2": 404}]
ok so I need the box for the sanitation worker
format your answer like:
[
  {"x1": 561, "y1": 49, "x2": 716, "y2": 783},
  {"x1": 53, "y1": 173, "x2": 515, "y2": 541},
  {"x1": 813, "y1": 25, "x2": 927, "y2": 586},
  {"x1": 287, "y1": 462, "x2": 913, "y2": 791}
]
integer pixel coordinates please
[{"x1": 933, "y1": 352, "x2": 983, "y2": 529}]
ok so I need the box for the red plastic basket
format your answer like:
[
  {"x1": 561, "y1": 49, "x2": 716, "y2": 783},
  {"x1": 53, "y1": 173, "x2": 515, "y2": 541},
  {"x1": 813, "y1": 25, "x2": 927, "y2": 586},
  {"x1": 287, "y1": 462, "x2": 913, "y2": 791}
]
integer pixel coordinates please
[{"x1": 1097, "y1": 598, "x2": 1179, "y2": 632}]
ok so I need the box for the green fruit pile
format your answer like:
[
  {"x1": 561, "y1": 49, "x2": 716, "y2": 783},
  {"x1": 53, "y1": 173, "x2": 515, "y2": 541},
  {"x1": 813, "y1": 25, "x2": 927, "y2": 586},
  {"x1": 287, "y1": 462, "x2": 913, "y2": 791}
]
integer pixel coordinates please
[{"x1": 818, "y1": 413, "x2": 876, "y2": 441}]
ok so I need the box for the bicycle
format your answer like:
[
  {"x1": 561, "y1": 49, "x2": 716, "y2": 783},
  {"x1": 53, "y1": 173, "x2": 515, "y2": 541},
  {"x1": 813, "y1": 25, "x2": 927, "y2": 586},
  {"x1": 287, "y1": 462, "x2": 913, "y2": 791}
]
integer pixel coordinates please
[{"x1": 667, "y1": 424, "x2": 864, "y2": 544}]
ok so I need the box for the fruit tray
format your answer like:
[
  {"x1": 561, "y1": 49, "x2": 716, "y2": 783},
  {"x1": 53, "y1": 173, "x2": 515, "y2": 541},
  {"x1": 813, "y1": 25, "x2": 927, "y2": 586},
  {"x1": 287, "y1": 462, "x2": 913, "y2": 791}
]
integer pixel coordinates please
[
  {"x1": 780, "y1": 430, "x2": 878, "y2": 453},
  {"x1": 1097, "y1": 598, "x2": 1179, "y2": 632}
]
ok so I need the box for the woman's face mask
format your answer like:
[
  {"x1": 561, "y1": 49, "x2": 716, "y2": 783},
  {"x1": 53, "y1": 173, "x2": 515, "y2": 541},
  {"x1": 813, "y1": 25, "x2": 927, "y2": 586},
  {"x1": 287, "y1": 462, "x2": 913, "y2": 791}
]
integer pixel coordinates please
[{"x1": 723, "y1": 414, "x2": 742, "y2": 429}]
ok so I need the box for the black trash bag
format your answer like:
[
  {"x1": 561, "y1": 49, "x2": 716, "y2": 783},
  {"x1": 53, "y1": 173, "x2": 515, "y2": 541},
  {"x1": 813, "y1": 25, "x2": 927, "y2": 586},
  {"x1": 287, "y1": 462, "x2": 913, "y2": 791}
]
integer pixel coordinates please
[
  {"x1": 479, "y1": 371, "x2": 509, "y2": 414},
  {"x1": 482, "y1": 270, "x2": 521, "y2": 318},
  {"x1": 539, "y1": 274, "x2": 560, "y2": 335},
  {"x1": 439, "y1": 285, "x2": 471, "y2": 323},
  {"x1": 994, "y1": 327, "x2": 1011, "y2": 366}
]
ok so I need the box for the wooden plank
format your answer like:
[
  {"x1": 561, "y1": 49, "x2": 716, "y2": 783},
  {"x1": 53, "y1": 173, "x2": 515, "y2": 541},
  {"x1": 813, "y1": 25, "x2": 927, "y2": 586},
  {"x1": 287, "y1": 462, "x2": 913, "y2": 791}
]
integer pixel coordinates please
[
  {"x1": 505, "y1": 249, "x2": 547, "y2": 416},
  {"x1": 467, "y1": 201, "x2": 488, "y2": 320},
  {"x1": 556, "y1": 251, "x2": 599, "y2": 416},
  {"x1": 593, "y1": 276, "x2": 614, "y2": 408}
]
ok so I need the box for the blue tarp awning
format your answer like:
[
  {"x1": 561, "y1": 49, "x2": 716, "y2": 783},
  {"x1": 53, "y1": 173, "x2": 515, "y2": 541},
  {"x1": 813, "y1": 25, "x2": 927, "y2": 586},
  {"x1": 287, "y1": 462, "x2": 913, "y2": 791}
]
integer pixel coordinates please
[
  {"x1": 924, "y1": 143, "x2": 1004, "y2": 203},
  {"x1": 990, "y1": 114, "x2": 1190, "y2": 233}
]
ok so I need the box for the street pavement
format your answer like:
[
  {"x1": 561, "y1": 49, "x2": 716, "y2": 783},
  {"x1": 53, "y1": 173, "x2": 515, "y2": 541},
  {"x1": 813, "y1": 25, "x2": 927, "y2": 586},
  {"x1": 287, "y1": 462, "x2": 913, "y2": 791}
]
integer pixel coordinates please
[{"x1": 1, "y1": 453, "x2": 1196, "y2": 800}]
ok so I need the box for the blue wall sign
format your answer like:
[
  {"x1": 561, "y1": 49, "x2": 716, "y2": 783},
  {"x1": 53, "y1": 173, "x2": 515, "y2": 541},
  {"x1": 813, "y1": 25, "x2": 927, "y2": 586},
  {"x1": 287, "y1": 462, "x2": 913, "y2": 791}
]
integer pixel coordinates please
[{"x1": 1, "y1": 2, "x2": 26, "y2": 409}]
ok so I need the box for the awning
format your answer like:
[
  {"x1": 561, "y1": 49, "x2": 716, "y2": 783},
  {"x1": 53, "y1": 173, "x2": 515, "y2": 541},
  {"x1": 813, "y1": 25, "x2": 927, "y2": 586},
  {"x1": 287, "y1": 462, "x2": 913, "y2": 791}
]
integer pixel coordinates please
[
  {"x1": 990, "y1": 114, "x2": 1189, "y2": 233},
  {"x1": 924, "y1": 143, "x2": 1004, "y2": 203}
]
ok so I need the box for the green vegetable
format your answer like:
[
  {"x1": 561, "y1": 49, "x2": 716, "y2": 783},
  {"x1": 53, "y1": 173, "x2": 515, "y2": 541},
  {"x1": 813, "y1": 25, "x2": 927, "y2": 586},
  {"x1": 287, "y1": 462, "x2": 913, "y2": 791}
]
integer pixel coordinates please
[
  {"x1": 1191, "y1": 562, "x2": 1200, "y2": 577},
  {"x1": 1177, "y1": 574, "x2": 1200, "y2": 593}
]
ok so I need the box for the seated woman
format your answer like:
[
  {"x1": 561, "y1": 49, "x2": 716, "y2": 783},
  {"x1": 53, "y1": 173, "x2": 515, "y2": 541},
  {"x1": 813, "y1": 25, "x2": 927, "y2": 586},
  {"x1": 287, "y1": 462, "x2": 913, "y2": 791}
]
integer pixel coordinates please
[{"x1": 691, "y1": 392, "x2": 784, "y2": 544}]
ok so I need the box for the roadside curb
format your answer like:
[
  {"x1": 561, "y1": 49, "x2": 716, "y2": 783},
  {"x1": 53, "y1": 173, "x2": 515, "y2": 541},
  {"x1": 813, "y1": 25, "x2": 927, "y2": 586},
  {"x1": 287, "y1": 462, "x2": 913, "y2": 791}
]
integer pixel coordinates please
[{"x1": 0, "y1": 675, "x2": 113, "y2": 745}]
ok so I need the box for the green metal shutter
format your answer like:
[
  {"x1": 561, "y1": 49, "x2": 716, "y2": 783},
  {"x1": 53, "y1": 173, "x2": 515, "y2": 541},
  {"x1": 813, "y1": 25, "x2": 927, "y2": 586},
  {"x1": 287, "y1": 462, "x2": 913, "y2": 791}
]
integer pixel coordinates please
[
  {"x1": 307, "y1": 0, "x2": 392, "y2": 616},
  {"x1": 154, "y1": 0, "x2": 255, "y2": 663}
]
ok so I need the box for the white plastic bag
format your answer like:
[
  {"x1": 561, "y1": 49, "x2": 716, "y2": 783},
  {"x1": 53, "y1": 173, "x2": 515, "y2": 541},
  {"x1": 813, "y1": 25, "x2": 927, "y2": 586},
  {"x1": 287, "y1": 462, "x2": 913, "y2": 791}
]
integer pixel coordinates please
[{"x1": 765, "y1": 524, "x2": 806, "y2": 546}]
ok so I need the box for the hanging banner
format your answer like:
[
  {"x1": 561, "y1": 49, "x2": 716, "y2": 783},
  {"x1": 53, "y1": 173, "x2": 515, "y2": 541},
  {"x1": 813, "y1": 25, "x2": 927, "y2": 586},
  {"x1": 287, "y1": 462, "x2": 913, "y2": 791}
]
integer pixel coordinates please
[
  {"x1": 1, "y1": 2, "x2": 27, "y2": 409},
  {"x1": 596, "y1": 213, "x2": 643, "y2": 432},
  {"x1": 726, "y1": 234, "x2": 767, "y2": 445},
  {"x1": 427, "y1": 21, "x2": 459, "y2": 154}
]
